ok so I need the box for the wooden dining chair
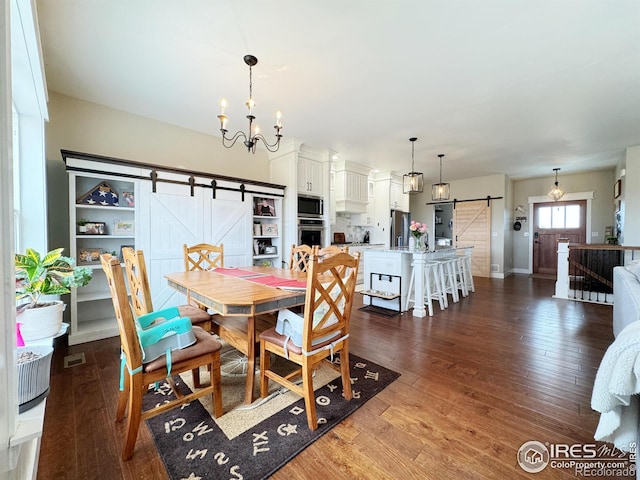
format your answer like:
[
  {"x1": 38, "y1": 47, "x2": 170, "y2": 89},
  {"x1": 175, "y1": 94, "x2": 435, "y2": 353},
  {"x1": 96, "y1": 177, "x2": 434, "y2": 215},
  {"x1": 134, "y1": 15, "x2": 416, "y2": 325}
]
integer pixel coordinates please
[
  {"x1": 122, "y1": 247, "x2": 212, "y2": 332},
  {"x1": 259, "y1": 251, "x2": 361, "y2": 430},
  {"x1": 183, "y1": 243, "x2": 224, "y2": 313},
  {"x1": 100, "y1": 254, "x2": 223, "y2": 460},
  {"x1": 289, "y1": 244, "x2": 314, "y2": 272},
  {"x1": 183, "y1": 243, "x2": 224, "y2": 271},
  {"x1": 316, "y1": 244, "x2": 349, "y2": 256}
]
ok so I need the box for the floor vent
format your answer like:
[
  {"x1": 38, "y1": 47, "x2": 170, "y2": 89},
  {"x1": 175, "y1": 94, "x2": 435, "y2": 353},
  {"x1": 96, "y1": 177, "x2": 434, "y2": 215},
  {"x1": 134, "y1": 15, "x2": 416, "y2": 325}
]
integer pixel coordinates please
[
  {"x1": 491, "y1": 264, "x2": 500, "y2": 273},
  {"x1": 64, "y1": 352, "x2": 86, "y2": 368}
]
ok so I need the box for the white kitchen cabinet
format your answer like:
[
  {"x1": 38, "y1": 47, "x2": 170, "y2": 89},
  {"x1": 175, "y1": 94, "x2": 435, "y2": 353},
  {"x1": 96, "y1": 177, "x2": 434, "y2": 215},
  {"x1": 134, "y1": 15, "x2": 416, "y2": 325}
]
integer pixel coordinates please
[
  {"x1": 390, "y1": 175, "x2": 410, "y2": 212},
  {"x1": 333, "y1": 160, "x2": 371, "y2": 213},
  {"x1": 363, "y1": 249, "x2": 413, "y2": 311},
  {"x1": 297, "y1": 157, "x2": 323, "y2": 196},
  {"x1": 351, "y1": 179, "x2": 375, "y2": 226}
]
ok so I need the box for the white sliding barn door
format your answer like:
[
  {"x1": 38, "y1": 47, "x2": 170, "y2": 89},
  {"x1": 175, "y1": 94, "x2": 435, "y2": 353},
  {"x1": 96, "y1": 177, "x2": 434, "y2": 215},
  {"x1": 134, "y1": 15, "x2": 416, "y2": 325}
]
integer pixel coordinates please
[{"x1": 137, "y1": 181, "x2": 251, "y2": 310}]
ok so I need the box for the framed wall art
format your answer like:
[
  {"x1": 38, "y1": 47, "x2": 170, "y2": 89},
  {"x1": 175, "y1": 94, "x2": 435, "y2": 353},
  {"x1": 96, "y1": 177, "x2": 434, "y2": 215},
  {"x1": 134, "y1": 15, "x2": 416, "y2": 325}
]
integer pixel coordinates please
[
  {"x1": 78, "y1": 248, "x2": 103, "y2": 265},
  {"x1": 113, "y1": 219, "x2": 135, "y2": 235},
  {"x1": 614, "y1": 179, "x2": 621, "y2": 199},
  {"x1": 254, "y1": 197, "x2": 276, "y2": 217}
]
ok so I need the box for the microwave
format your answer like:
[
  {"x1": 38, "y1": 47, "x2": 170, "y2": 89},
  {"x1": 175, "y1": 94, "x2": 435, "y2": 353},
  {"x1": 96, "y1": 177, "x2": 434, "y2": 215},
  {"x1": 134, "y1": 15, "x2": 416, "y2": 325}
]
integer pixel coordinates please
[{"x1": 297, "y1": 194, "x2": 323, "y2": 218}]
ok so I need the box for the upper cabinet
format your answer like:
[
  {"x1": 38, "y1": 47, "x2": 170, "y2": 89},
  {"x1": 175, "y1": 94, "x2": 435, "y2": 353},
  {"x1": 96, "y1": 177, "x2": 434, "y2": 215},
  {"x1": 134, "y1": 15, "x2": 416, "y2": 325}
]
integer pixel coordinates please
[
  {"x1": 389, "y1": 174, "x2": 410, "y2": 212},
  {"x1": 297, "y1": 157, "x2": 324, "y2": 196},
  {"x1": 333, "y1": 160, "x2": 371, "y2": 213}
]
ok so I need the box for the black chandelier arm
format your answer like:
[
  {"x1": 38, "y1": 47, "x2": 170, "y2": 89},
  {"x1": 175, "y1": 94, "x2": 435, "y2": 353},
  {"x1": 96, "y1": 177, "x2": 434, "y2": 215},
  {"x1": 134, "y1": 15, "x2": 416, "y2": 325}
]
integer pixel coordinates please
[
  {"x1": 220, "y1": 129, "x2": 249, "y2": 149},
  {"x1": 253, "y1": 132, "x2": 283, "y2": 153}
]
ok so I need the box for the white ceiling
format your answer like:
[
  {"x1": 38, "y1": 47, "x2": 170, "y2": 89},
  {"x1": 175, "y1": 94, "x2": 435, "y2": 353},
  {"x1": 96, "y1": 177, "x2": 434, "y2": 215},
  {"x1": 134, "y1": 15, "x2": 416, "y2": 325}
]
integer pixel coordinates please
[{"x1": 36, "y1": 0, "x2": 640, "y2": 182}]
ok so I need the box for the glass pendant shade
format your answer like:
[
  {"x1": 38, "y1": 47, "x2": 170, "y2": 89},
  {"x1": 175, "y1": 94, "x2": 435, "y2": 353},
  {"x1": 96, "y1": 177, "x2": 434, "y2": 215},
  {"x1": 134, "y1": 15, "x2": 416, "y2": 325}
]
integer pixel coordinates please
[
  {"x1": 404, "y1": 172, "x2": 424, "y2": 194},
  {"x1": 431, "y1": 154, "x2": 450, "y2": 201},
  {"x1": 548, "y1": 168, "x2": 564, "y2": 201},
  {"x1": 403, "y1": 137, "x2": 424, "y2": 194},
  {"x1": 431, "y1": 182, "x2": 450, "y2": 201}
]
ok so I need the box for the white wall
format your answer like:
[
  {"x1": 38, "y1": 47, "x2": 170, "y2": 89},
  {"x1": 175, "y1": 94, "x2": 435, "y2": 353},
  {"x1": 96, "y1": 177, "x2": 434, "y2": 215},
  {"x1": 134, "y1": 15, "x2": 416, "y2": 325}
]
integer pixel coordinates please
[
  {"x1": 511, "y1": 169, "x2": 615, "y2": 272},
  {"x1": 46, "y1": 92, "x2": 272, "y2": 263},
  {"x1": 411, "y1": 173, "x2": 507, "y2": 276},
  {"x1": 621, "y1": 145, "x2": 640, "y2": 245}
]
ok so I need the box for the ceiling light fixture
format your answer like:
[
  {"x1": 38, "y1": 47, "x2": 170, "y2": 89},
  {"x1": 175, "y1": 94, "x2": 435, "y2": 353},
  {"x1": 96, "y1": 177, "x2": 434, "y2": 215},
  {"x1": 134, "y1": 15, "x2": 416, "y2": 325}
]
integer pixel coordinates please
[
  {"x1": 432, "y1": 154, "x2": 450, "y2": 201},
  {"x1": 217, "y1": 55, "x2": 283, "y2": 153},
  {"x1": 548, "y1": 167, "x2": 564, "y2": 201},
  {"x1": 403, "y1": 137, "x2": 424, "y2": 194}
]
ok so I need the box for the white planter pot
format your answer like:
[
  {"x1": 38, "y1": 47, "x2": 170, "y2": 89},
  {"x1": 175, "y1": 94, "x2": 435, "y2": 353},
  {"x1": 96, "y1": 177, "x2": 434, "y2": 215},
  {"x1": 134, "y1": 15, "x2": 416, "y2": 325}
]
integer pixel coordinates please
[
  {"x1": 17, "y1": 345, "x2": 53, "y2": 412},
  {"x1": 18, "y1": 301, "x2": 66, "y2": 341}
]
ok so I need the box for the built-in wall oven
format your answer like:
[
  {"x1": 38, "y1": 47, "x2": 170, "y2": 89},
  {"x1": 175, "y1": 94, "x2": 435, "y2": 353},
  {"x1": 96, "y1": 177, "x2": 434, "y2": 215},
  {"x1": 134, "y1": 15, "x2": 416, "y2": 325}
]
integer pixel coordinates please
[{"x1": 298, "y1": 218, "x2": 325, "y2": 246}]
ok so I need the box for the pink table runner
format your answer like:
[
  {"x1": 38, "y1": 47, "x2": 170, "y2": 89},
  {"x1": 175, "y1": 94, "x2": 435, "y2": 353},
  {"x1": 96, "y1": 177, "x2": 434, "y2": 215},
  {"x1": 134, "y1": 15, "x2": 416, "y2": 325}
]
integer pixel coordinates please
[
  {"x1": 246, "y1": 275, "x2": 307, "y2": 290},
  {"x1": 213, "y1": 268, "x2": 307, "y2": 290},
  {"x1": 212, "y1": 267, "x2": 261, "y2": 278}
]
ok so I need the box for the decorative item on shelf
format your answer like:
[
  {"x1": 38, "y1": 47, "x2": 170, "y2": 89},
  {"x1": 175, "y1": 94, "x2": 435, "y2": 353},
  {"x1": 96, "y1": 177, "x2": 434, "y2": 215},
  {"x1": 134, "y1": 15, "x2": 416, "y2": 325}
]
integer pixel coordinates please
[
  {"x1": 84, "y1": 221, "x2": 106, "y2": 235},
  {"x1": 253, "y1": 223, "x2": 262, "y2": 235},
  {"x1": 261, "y1": 223, "x2": 278, "y2": 236},
  {"x1": 403, "y1": 137, "x2": 424, "y2": 194},
  {"x1": 76, "y1": 218, "x2": 89, "y2": 234},
  {"x1": 548, "y1": 168, "x2": 564, "y2": 201},
  {"x1": 78, "y1": 248, "x2": 104, "y2": 265},
  {"x1": 122, "y1": 191, "x2": 135, "y2": 207},
  {"x1": 409, "y1": 221, "x2": 428, "y2": 250},
  {"x1": 254, "y1": 197, "x2": 276, "y2": 216},
  {"x1": 77, "y1": 181, "x2": 119, "y2": 206},
  {"x1": 432, "y1": 154, "x2": 450, "y2": 201},
  {"x1": 217, "y1": 54, "x2": 283, "y2": 153},
  {"x1": 113, "y1": 219, "x2": 134, "y2": 235},
  {"x1": 253, "y1": 239, "x2": 260, "y2": 255},
  {"x1": 264, "y1": 245, "x2": 278, "y2": 255},
  {"x1": 15, "y1": 248, "x2": 92, "y2": 341}
]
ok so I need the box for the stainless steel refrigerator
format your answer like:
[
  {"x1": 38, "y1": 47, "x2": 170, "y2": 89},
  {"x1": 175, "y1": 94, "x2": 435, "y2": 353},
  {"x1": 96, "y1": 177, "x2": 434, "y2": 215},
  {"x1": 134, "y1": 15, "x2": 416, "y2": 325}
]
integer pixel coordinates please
[{"x1": 390, "y1": 210, "x2": 410, "y2": 247}]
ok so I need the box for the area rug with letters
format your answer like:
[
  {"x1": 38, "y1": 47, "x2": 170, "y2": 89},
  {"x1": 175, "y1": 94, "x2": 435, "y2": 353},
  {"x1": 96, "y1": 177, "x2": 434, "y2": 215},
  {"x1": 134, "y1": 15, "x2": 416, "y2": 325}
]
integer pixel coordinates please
[{"x1": 144, "y1": 352, "x2": 400, "y2": 480}]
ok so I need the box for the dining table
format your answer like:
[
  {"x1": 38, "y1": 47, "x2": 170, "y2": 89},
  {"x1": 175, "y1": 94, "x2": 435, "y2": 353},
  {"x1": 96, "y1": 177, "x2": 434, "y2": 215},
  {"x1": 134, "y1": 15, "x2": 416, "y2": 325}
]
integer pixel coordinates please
[{"x1": 165, "y1": 265, "x2": 308, "y2": 404}]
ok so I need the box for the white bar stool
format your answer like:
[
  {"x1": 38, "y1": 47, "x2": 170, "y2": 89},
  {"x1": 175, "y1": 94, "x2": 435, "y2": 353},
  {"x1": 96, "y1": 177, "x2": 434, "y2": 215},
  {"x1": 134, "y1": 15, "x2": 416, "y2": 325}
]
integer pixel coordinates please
[
  {"x1": 435, "y1": 257, "x2": 460, "y2": 304},
  {"x1": 406, "y1": 261, "x2": 446, "y2": 316},
  {"x1": 457, "y1": 247, "x2": 475, "y2": 293}
]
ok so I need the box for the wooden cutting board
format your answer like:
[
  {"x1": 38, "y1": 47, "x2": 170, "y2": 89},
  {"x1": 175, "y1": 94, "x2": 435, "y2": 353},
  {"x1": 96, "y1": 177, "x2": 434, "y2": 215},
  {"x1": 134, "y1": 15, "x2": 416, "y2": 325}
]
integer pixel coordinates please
[{"x1": 333, "y1": 232, "x2": 346, "y2": 244}]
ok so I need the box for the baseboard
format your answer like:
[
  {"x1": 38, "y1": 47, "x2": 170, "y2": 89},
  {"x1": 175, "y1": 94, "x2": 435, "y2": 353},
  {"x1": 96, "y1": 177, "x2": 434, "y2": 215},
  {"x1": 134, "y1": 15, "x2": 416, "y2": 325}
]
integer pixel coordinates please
[{"x1": 510, "y1": 268, "x2": 530, "y2": 275}]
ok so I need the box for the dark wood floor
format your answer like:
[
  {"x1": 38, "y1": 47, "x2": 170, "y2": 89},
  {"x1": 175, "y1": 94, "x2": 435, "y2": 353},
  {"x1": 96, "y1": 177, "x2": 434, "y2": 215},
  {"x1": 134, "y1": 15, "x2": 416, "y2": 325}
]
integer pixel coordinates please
[{"x1": 38, "y1": 275, "x2": 614, "y2": 479}]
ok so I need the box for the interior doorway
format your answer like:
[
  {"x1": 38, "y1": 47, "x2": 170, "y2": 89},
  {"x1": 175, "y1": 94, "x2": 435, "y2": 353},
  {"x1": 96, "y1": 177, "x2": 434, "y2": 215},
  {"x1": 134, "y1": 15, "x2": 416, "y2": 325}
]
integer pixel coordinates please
[{"x1": 533, "y1": 200, "x2": 586, "y2": 275}]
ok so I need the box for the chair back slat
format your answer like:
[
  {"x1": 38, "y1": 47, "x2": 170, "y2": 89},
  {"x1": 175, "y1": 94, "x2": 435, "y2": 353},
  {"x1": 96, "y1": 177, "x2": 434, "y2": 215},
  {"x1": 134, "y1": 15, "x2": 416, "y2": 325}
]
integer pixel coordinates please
[
  {"x1": 316, "y1": 244, "x2": 349, "y2": 257},
  {"x1": 100, "y1": 254, "x2": 143, "y2": 367},
  {"x1": 302, "y1": 252, "x2": 360, "y2": 352},
  {"x1": 183, "y1": 243, "x2": 224, "y2": 271},
  {"x1": 122, "y1": 247, "x2": 153, "y2": 316},
  {"x1": 289, "y1": 244, "x2": 314, "y2": 272}
]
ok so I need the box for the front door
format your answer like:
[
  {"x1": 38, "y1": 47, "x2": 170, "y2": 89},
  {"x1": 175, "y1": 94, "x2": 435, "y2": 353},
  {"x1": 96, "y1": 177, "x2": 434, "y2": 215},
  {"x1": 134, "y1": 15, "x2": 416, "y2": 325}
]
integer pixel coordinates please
[
  {"x1": 533, "y1": 200, "x2": 586, "y2": 275},
  {"x1": 454, "y1": 200, "x2": 491, "y2": 277}
]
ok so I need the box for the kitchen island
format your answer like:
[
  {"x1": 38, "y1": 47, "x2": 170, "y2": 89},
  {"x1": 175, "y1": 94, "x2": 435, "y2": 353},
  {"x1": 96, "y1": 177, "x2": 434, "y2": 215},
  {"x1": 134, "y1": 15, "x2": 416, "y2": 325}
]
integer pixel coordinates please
[{"x1": 362, "y1": 247, "x2": 458, "y2": 318}]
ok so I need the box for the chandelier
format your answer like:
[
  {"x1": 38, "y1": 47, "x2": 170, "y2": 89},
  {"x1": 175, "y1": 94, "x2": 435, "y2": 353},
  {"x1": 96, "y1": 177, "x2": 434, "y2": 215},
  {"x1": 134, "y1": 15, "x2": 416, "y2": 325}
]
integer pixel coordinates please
[
  {"x1": 217, "y1": 55, "x2": 283, "y2": 153},
  {"x1": 432, "y1": 154, "x2": 450, "y2": 201},
  {"x1": 403, "y1": 137, "x2": 424, "y2": 194},
  {"x1": 548, "y1": 167, "x2": 564, "y2": 201}
]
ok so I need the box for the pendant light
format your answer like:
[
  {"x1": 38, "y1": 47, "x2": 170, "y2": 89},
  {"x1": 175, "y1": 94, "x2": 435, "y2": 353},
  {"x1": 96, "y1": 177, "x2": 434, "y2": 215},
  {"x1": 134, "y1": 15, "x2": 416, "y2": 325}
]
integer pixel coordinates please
[
  {"x1": 548, "y1": 168, "x2": 564, "y2": 201},
  {"x1": 403, "y1": 137, "x2": 424, "y2": 194},
  {"x1": 431, "y1": 154, "x2": 450, "y2": 201}
]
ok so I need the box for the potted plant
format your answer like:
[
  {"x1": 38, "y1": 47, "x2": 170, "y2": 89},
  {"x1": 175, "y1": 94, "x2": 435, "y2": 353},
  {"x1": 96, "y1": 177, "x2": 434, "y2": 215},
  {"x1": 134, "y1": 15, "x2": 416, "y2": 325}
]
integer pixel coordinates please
[
  {"x1": 15, "y1": 248, "x2": 92, "y2": 341},
  {"x1": 76, "y1": 218, "x2": 89, "y2": 234}
]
